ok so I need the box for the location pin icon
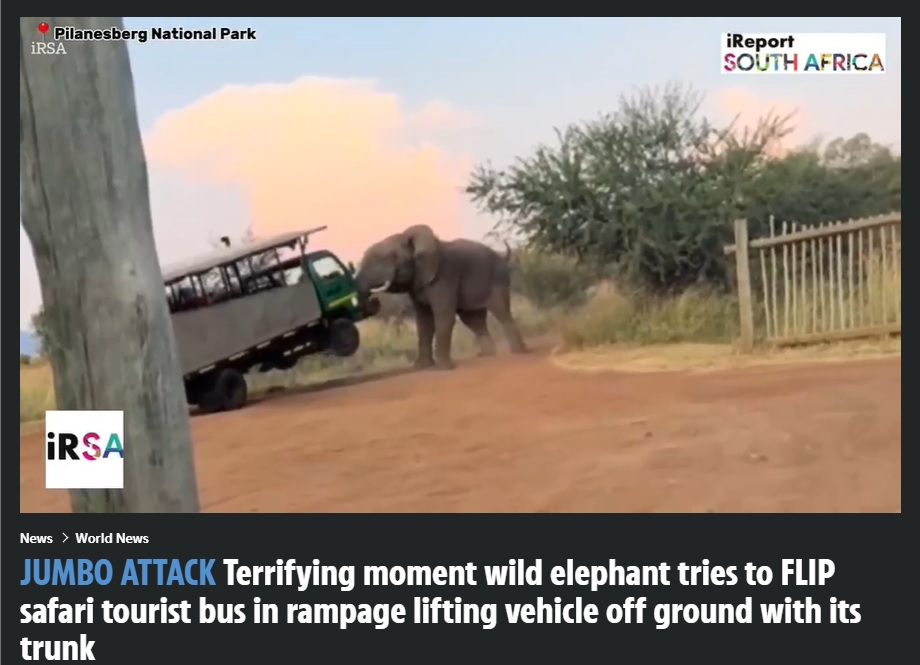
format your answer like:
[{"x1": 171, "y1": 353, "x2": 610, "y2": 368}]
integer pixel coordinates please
[{"x1": 38, "y1": 22, "x2": 49, "y2": 42}]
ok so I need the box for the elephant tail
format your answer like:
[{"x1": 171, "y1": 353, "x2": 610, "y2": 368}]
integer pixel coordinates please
[{"x1": 503, "y1": 240, "x2": 512, "y2": 262}]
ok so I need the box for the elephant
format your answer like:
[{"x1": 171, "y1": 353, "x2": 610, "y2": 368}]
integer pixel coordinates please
[
  {"x1": 355, "y1": 224, "x2": 528, "y2": 370},
  {"x1": 373, "y1": 292, "x2": 416, "y2": 334}
]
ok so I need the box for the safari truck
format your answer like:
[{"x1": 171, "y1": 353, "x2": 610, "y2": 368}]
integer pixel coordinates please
[{"x1": 162, "y1": 227, "x2": 372, "y2": 414}]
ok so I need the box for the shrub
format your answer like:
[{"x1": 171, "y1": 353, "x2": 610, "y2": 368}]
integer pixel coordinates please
[
  {"x1": 559, "y1": 286, "x2": 739, "y2": 349},
  {"x1": 509, "y1": 249, "x2": 598, "y2": 309}
]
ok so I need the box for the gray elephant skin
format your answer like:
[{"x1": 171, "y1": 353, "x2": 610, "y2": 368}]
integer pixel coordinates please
[
  {"x1": 355, "y1": 224, "x2": 528, "y2": 369},
  {"x1": 373, "y1": 292, "x2": 415, "y2": 332}
]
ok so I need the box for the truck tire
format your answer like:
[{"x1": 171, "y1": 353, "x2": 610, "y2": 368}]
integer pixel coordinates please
[
  {"x1": 198, "y1": 368, "x2": 248, "y2": 414},
  {"x1": 329, "y1": 318, "x2": 360, "y2": 357},
  {"x1": 184, "y1": 378, "x2": 201, "y2": 407}
]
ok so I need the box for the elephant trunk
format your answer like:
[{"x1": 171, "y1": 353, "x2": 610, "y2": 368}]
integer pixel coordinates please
[
  {"x1": 354, "y1": 287, "x2": 380, "y2": 318},
  {"x1": 355, "y1": 262, "x2": 395, "y2": 292},
  {"x1": 354, "y1": 269, "x2": 390, "y2": 317}
]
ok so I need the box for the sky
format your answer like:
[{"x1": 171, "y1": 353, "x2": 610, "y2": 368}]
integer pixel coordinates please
[{"x1": 19, "y1": 17, "x2": 901, "y2": 326}]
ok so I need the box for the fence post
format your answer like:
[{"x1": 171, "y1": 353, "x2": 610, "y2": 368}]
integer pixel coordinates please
[{"x1": 733, "y1": 218, "x2": 755, "y2": 352}]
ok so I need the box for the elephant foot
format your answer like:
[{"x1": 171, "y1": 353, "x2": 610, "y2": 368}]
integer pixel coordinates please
[
  {"x1": 477, "y1": 345, "x2": 496, "y2": 357},
  {"x1": 414, "y1": 356, "x2": 435, "y2": 369},
  {"x1": 434, "y1": 358, "x2": 456, "y2": 371},
  {"x1": 510, "y1": 343, "x2": 529, "y2": 355}
]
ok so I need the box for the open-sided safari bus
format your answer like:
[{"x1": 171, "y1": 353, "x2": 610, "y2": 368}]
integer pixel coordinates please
[{"x1": 162, "y1": 227, "x2": 371, "y2": 413}]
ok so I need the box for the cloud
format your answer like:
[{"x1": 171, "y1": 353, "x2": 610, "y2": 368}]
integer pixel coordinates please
[
  {"x1": 711, "y1": 87, "x2": 811, "y2": 157},
  {"x1": 407, "y1": 100, "x2": 478, "y2": 132},
  {"x1": 143, "y1": 76, "x2": 476, "y2": 260}
]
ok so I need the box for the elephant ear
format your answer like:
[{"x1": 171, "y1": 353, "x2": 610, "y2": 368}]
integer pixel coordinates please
[{"x1": 403, "y1": 224, "x2": 441, "y2": 287}]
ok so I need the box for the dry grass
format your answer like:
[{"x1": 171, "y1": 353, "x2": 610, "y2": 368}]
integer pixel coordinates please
[
  {"x1": 19, "y1": 295, "x2": 558, "y2": 419},
  {"x1": 549, "y1": 245, "x2": 901, "y2": 374},
  {"x1": 756, "y1": 245, "x2": 902, "y2": 341},
  {"x1": 557, "y1": 247, "x2": 900, "y2": 358},
  {"x1": 558, "y1": 283, "x2": 739, "y2": 349},
  {"x1": 246, "y1": 294, "x2": 557, "y2": 393},
  {"x1": 19, "y1": 247, "x2": 900, "y2": 420},
  {"x1": 20, "y1": 362, "x2": 55, "y2": 425}
]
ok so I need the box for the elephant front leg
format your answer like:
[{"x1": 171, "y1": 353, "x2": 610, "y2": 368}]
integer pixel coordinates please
[
  {"x1": 413, "y1": 305, "x2": 435, "y2": 368},
  {"x1": 432, "y1": 310, "x2": 457, "y2": 370}
]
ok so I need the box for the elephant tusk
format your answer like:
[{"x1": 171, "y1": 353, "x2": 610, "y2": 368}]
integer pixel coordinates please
[{"x1": 369, "y1": 280, "x2": 391, "y2": 294}]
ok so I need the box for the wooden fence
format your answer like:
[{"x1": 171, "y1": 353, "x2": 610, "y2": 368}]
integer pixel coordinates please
[{"x1": 724, "y1": 212, "x2": 902, "y2": 352}]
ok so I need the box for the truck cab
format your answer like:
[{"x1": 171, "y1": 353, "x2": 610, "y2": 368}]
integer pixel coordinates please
[{"x1": 303, "y1": 250, "x2": 359, "y2": 315}]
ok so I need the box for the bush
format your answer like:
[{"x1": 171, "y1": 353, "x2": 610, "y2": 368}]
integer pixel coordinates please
[
  {"x1": 559, "y1": 286, "x2": 739, "y2": 349},
  {"x1": 468, "y1": 84, "x2": 900, "y2": 295},
  {"x1": 20, "y1": 354, "x2": 31, "y2": 366},
  {"x1": 31, "y1": 306, "x2": 53, "y2": 357},
  {"x1": 509, "y1": 248, "x2": 598, "y2": 309}
]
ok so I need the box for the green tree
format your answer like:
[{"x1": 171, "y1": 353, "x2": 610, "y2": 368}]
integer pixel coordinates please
[
  {"x1": 467, "y1": 84, "x2": 900, "y2": 293},
  {"x1": 745, "y1": 134, "x2": 900, "y2": 227},
  {"x1": 30, "y1": 304, "x2": 58, "y2": 357},
  {"x1": 508, "y1": 248, "x2": 597, "y2": 308},
  {"x1": 821, "y1": 134, "x2": 901, "y2": 214},
  {"x1": 467, "y1": 83, "x2": 793, "y2": 292}
]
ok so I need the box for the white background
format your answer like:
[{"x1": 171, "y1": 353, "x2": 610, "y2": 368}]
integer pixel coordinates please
[
  {"x1": 721, "y1": 33, "x2": 887, "y2": 75},
  {"x1": 45, "y1": 410, "x2": 125, "y2": 489}
]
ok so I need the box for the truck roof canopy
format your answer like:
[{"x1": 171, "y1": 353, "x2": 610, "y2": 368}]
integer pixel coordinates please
[{"x1": 161, "y1": 228, "x2": 326, "y2": 283}]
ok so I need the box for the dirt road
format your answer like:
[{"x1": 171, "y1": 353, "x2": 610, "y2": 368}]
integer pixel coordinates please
[{"x1": 19, "y1": 350, "x2": 901, "y2": 513}]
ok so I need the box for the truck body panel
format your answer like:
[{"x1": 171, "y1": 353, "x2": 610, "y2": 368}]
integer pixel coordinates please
[{"x1": 172, "y1": 280, "x2": 324, "y2": 374}]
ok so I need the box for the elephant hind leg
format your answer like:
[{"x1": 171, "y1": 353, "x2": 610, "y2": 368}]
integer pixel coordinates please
[
  {"x1": 486, "y1": 288, "x2": 528, "y2": 354},
  {"x1": 458, "y1": 309, "x2": 496, "y2": 356}
]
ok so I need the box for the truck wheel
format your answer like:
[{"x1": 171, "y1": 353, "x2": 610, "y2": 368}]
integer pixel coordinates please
[
  {"x1": 198, "y1": 368, "x2": 248, "y2": 413},
  {"x1": 184, "y1": 379, "x2": 201, "y2": 407},
  {"x1": 329, "y1": 318, "x2": 360, "y2": 357}
]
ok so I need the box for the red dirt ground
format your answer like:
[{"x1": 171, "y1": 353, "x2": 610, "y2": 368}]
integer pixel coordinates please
[{"x1": 19, "y1": 349, "x2": 901, "y2": 513}]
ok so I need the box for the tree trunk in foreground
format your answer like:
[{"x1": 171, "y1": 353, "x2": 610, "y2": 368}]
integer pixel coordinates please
[{"x1": 20, "y1": 17, "x2": 200, "y2": 513}]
